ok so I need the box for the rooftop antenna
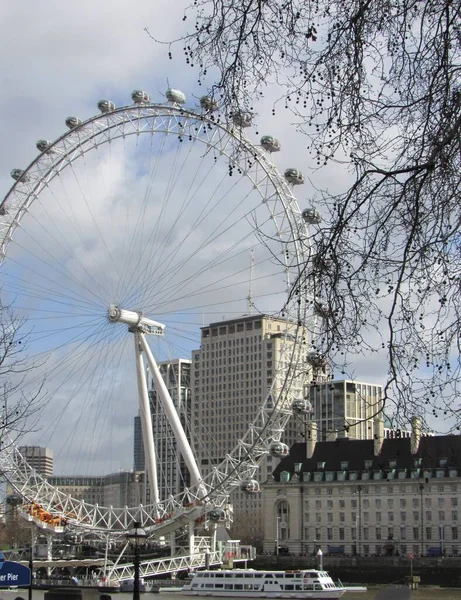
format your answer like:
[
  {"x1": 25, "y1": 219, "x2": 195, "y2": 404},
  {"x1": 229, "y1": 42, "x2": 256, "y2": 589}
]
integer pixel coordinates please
[{"x1": 247, "y1": 250, "x2": 255, "y2": 314}]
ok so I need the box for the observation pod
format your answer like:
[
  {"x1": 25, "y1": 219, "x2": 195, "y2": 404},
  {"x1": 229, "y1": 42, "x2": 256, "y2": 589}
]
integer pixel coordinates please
[
  {"x1": 98, "y1": 99, "x2": 115, "y2": 113},
  {"x1": 260, "y1": 135, "x2": 281, "y2": 153},
  {"x1": 302, "y1": 208, "x2": 322, "y2": 224},
  {"x1": 65, "y1": 117, "x2": 82, "y2": 130},
  {"x1": 292, "y1": 397, "x2": 313, "y2": 414},
  {"x1": 208, "y1": 508, "x2": 226, "y2": 522},
  {"x1": 131, "y1": 90, "x2": 150, "y2": 104},
  {"x1": 284, "y1": 168, "x2": 304, "y2": 185},
  {"x1": 10, "y1": 169, "x2": 30, "y2": 182},
  {"x1": 241, "y1": 479, "x2": 260, "y2": 494},
  {"x1": 232, "y1": 111, "x2": 252, "y2": 128},
  {"x1": 269, "y1": 442, "x2": 290, "y2": 458},
  {"x1": 166, "y1": 88, "x2": 186, "y2": 104},
  {"x1": 200, "y1": 96, "x2": 219, "y2": 112},
  {"x1": 36, "y1": 140, "x2": 53, "y2": 153}
]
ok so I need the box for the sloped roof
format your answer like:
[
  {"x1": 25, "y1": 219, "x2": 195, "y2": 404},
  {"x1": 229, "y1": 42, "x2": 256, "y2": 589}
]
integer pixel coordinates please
[{"x1": 271, "y1": 435, "x2": 461, "y2": 481}]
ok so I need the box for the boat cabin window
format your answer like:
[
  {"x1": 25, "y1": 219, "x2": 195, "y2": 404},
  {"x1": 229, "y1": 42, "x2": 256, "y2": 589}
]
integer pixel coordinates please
[
  {"x1": 304, "y1": 584, "x2": 314, "y2": 590},
  {"x1": 314, "y1": 584, "x2": 323, "y2": 590}
]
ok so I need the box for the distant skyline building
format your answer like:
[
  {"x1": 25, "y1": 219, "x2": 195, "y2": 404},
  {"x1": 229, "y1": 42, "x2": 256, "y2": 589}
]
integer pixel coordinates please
[{"x1": 19, "y1": 446, "x2": 53, "y2": 478}]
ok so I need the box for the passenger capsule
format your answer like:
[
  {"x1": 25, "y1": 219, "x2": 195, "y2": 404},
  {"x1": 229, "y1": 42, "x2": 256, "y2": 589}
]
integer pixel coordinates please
[
  {"x1": 200, "y1": 96, "x2": 219, "y2": 112},
  {"x1": 241, "y1": 479, "x2": 260, "y2": 494},
  {"x1": 208, "y1": 508, "x2": 226, "y2": 522},
  {"x1": 131, "y1": 90, "x2": 150, "y2": 104},
  {"x1": 260, "y1": 136, "x2": 281, "y2": 152},
  {"x1": 10, "y1": 169, "x2": 30, "y2": 182},
  {"x1": 302, "y1": 208, "x2": 322, "y2": 224},
  {"x1": 292, "y1": 397, "x2": 313, "y2": 414},
  {"x1": 269, "y1": 442, "x2": 290, "y2": 458},
  {"x1": 36, "y1": 140, "x2": 53, "y2": 153},
  {"x1": 232, "y1": 111, "x2": 252, "y2": 128},
  {"x1": 98, "y1": 100, "x2": 115, "y2": 114},
  {"x1": 284, "y1": 168, "x2": 304, "y2": 185},
  {"x1": 65, "y1": 117, "x2": 82, "y2": 130},
  {"x1": 0, "y1": 204, "x2": 7, "y2": 216},
  {"x1": 166, "y1": 88, "x2": 186, "y2": 104}
]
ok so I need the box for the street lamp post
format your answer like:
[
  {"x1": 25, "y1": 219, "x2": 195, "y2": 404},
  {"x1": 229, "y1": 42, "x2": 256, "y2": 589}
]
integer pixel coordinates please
[
  {"x1": 356, "y1": 486, "x2": 362, "y2": 557},
  {"x1": 419, "y1": 484, "x2": 424, "y2": 557},
  {"x1": 126, "y1": 521, "x2": 147, "y2": 600},
  {"x1": 275, "y1": 516, "x2": 281, "y2": 556}
]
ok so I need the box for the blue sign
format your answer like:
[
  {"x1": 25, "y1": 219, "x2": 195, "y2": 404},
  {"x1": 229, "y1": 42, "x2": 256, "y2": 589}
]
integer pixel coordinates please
[{"x1": 0, "y1": 552, "x2": 31, "y2": 587}]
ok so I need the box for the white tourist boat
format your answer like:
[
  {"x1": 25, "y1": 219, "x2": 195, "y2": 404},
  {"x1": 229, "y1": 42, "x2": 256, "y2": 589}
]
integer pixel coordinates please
[{"x1": 181, "y1": 568, "x2": 346, "y2": 598}]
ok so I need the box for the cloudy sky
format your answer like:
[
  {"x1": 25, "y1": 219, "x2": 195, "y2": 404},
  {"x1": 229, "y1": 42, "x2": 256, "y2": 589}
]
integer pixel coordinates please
[{"x1": 0, "y1": 1, "x2": 392, "y2": 484}]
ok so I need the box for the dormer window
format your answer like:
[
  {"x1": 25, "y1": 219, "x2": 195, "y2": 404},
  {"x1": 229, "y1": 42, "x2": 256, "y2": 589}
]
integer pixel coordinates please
[
  {"x1": 439, "y1": 458, "x2": 448, "y2": 467},
  {"x1": 294, "y1": 463, "x2": 302, "y2": 472},
  {"x1": 389, "y1": 459, "x2": 397, "y2": 469},
  {"x1": 364, "y1": 460, "x2": 373, "y2": 469},
  {"x1": 317, "y1": 461, "x2": 326, "y2": 470},
  {"x1": 340, "y1": 461, "x2": 349, "y2": 470},
  {"x1": 414, "y1": 458, "x2": 422, "y2": 467}
]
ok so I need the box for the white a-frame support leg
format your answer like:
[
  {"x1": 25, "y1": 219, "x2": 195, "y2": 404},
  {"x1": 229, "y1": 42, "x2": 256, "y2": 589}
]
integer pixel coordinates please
[
  {"x1": 138, "y1": 333, "x2": 206, "y2": 499},
  {"x1": 134, "y1": 333, "x2": 160, "y2": 510}
]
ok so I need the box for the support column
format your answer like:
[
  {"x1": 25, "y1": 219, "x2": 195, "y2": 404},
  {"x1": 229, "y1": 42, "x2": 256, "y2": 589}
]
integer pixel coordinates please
[{"x1": 134, "y1": 333, "x2": 160, "y2": 510}]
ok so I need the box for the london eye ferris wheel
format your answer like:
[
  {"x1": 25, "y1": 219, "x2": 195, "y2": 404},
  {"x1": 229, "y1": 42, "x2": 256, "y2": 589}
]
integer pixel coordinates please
[{"x1": 0, "y1": 88, "x2": 320, "y2": 539}]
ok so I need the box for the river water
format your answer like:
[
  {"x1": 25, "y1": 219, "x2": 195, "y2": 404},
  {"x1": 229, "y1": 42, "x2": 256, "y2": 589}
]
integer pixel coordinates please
[{"x1": 1, "y1": 589, "x2": 461, "y2": 600}]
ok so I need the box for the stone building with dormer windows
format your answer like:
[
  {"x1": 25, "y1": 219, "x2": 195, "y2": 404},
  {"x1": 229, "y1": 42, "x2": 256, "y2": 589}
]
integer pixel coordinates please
[{"x1": 262, "y1": 417, "x2": 461, "y2": 558}]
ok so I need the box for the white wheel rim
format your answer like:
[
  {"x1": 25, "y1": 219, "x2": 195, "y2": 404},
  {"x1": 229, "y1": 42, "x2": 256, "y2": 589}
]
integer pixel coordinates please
[{"x1": 0, "y1": 100, "x2": 313, "y2": 534}]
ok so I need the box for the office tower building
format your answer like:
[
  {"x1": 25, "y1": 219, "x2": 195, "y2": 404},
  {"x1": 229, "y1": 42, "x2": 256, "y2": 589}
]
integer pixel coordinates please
[
  {"x1": 18, "y1": 446, "x2": 53, "y2": 478},
  {"x1": 190, "y1": 314, "x2": 311, "y2": 531},
  {"x1": 307, "y1": 380, "x2": 384, "y2": 441}
]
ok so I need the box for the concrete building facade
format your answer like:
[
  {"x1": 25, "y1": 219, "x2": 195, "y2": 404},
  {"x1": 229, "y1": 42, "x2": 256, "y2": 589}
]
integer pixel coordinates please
[
  {"x1": 19, "y1": 446, "x2": 53, "y2": 478},
  {"x1": 307, "y1": 380, "x2": 384, "y2": 441},
  {"x1": 190, "y1": 314, "x2": 313, "y2": 529}
]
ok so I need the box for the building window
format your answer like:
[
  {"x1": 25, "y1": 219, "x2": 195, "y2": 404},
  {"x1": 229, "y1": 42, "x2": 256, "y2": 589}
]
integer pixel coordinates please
[
  {"x1": 452, "y1": 528, "x2": 458, "y2": 540},
  {"x1": 413, "y1": 527, "x2": 419, "y2": 540},
  {"x1": 327, "y1": 528, "x2": 333, "y2": 541},
  {"x1": 339, "y1": 528, "x2": 345, "y2": 540},
  {"x1": 376, "y1": 528, "x2": 381, "y2": 540},
  {"x1": 426, "y1": 527, "x2": 432, "y2": 540}
]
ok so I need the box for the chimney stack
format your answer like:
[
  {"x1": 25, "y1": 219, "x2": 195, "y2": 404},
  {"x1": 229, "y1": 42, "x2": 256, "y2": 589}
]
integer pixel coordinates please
[
  {"x1": 373, "y1": 417, "x2": 384, "y2": 456},
  {"x1": 305, "y1": 422, "x2": 317, "y2": 459},
  {"x1": 411, "y1": 416, "x2": 422, "y2": 455},
  {"x1": 325, "y1": 429, "x2": 338, "y2": 442}
]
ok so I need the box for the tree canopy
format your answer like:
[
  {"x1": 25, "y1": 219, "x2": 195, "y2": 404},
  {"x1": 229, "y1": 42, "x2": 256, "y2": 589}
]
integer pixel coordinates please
[{"x1": 162, "y1": 0, "x2": 461, "y2": 431}]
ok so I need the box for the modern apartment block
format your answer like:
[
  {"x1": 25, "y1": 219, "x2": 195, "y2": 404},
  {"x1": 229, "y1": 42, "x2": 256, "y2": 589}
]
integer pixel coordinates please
[
  {"x1": 134, "y1": 358, "x2": 192, "y2": 502},
  {"x1": 262, "y1": 417, "x2": 459, "y2": 557},
  {"x1": 18, "y1": 446, "x2": 53, "y2": 478},
  {"x1": 307, "y1": 380, "x2": 384, "y2": 441},
  {"x1": 190, "y1": 314, "x2": 314, "y2": 528}
]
